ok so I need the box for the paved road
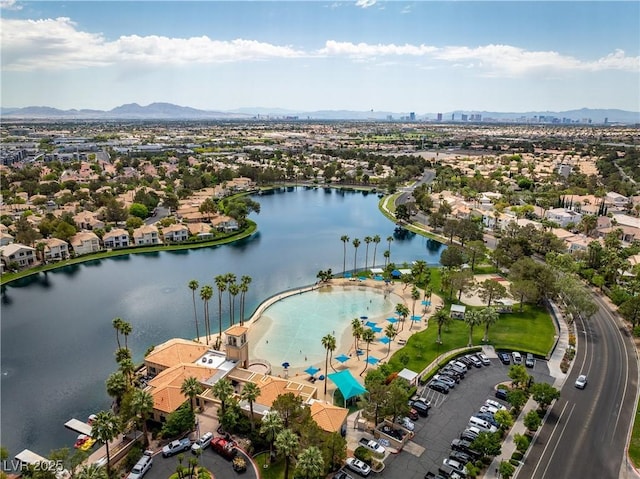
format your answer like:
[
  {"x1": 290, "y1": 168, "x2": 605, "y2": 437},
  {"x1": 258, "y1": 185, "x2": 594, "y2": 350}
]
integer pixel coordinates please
[
  {"x1": 517, "y1": 293, "x2": 638, "y2": 479},
  {"x1": 145, "y1": 446, "x2": 256, "y2": 479}
]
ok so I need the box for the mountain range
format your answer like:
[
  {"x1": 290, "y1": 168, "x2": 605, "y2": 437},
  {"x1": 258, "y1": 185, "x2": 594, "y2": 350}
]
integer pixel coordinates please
[{"x1": 1, "y1": 102, "x2": 638, "y2": 124}]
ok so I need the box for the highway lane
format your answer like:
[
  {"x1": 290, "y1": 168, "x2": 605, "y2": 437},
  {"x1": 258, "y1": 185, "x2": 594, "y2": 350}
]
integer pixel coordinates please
[{"x1": 517, "y1": 293, "x2": 638, "y2": 479}]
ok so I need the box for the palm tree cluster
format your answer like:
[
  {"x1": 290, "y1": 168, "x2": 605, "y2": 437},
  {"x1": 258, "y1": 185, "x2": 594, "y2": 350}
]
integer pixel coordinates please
[
  {"x1": 188, "y1": 274, "x2": 252, "y2": 348},
  {"x1": 340, "y1": 234, "x2": 382, "y2": 276}
]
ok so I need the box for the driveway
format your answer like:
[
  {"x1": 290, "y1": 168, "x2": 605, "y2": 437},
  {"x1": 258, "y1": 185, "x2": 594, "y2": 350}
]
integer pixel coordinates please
[
  {"x1": 145, "y1": 446, "x2": 257, "y2": 479},
  {"x1": 381, "y1": 354, "x2": 554, "y2": 478}
]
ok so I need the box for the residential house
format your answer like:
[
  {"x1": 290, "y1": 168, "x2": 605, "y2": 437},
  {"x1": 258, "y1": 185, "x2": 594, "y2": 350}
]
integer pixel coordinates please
[
  {"x1": 69, "y1": 231, "x2": 101, "y2": 255},
  {"x1": 162, "y1": 224, "x2": 189, "y2": 243},
  {"x1": 73, "y1": 211, "x2": 105, "y2": 231},
  {"x1": 605, "y1": 192, "x2": 629, "y2": 208},
  {"x1": 545, "y1": 208, "x2": 583, "y2": 228},
  {"x1": 1, "y1": 243, "x2": 36, "y2": 269},
  {"x1": 42, "y1": 238, "x2": 70, "y2": 261},
  {"x1": 211, "y1": 215, "x2": 239, "y2": 232},
  {"x1": 102, "y1": 228, "x2": 130, "y2": 249},
  {"x1": 133, "y1": 224, "x2": 161, "y2": 245},
  {"x1": 0, "y1": 232, "x2": 14, "y2": 247},
  {"x1": 188, "y1": 223, "x2": 214, "y2": 240}
]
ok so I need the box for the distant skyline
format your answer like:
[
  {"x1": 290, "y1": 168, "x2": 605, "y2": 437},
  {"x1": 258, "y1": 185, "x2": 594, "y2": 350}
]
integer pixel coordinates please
[{"x1": 1, "y1": 1, "x2": 639, "y2": 113}]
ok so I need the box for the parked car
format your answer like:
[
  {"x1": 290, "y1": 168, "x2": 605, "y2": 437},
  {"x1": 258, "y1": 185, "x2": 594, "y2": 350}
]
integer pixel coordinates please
[
  {"x1": 358, "y1": 438, "x2": 385, "y2": 455},
  {"x1": 498, "y1": 352, "x2": 511, "y2": 365},
  {"x1": 428, "y1": 380, "x2": 450, "y2": 394},
  {"x1": 191, "y1": 432, "x2": 214, "y2": 453},
  {"x1": 447, "y1": 362, "x2": 467, "y2": 376},
  {"x1": 333, "y1": 470, "x2": 355, "y2": 479},
  {"x1": 512, "y1": 351, "x2": 522, "y2": 365},
  {"x1": 474, "y1": 412, "x2": 499, "y2": 428},
  {"x1": 440, "y1": 366, "x2": 464, "y2": 380},
  {"x1": 162, "y1": 439, "x2": 191, "y2": 457},
  {"x1": 477, "y1": 353, "x2": 491, "y2": 366},
  {"x1": 126, "y1": 451, "x2": 153, "y2": 479},
  {"x1": 397, "y1": 416, "x2": 415, "y2": 431},
  {"x1": 211, "y1": 436, "x2": 238, "y2": 459},
  {"x1": 452, "y1": 360, "x2": 468, "y2": 372},
  {"x1": 525, "y1": 353, "x2": 535, "y2": 368},
  {"x1": 424, "y1": 472, "x2": 449, "y2": 479},
  {"x1": 465, "y1": 354, "x2": 483, "y2": 368},
  {"x1": 575, "y1": 374, "x2": 588, "y2": 389},
  {"x1": 449, "y1": 450, "x2": 472, "y2": 465},
  {"x1": 451, "y1": 439, "x2": 481, "y2": 459},
  {"x1": 442, "y1": 458, "x2": 468, "y2": 476},
  {"x1": 458, "y1": 356, "x2": 474, "y2": 367},
  {"x1": 460, "y1": 426, "x2": 481, "y2": 441},
  {"x1": 495, "y1": 389, "x2": 509, "y2": 401},
  {"x1": 433, "y1": 374, "x2": 456, "y2": 388},
  {"x1": 407, "y1": 408, "x2": 419, "y2": 420},
  {"x1": 345, "y1": 458, "x2": 371, "y2": 477},
  {"x1": 410, "y1": 399, "x2": 431, "y2": 416},
  {"x1": 484, "y1": 399, "x2": 507, "y2": 410}
]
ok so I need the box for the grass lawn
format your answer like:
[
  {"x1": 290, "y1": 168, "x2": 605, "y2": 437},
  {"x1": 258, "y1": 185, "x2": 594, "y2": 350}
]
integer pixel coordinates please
[
  {"x1": 629, "y1": 396, "x2": 640, "y2": 467},
  {"x1": 254, "y1": 452, "x2": 286, "y2": 479}
]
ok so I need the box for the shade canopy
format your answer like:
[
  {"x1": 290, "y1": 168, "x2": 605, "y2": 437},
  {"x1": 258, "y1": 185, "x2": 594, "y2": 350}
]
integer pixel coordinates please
[
  {"x1": 386, "y1": 317, "x2": 398, "y2": 324},
  {"x1": 379, "y1": 336, "x2": 391, "y2": 344},
  {"x1": 366, "y1": 356, "x2": 380, "y2": 365},
  {"x1": 365, "y1": 321, "x2": 376, "y2": 328},
  {"x1": 421, "y1": 300, "x2": 431, "y2": 306},
  {"x1": 304, "y1": 366, "x2": 320, "y2": 376},
  {"x1": 411, "y1": 315, "x2": 422, "y2": 321},
  {"x1": 370, "y1": 326, "x2": 382, "y2": 333},
  {"x1": 328, "y1": 369, "x2": 368, "y2": 400},
  {"x1": 335, "y1": 354, "x2": 350, "y2": 363}
]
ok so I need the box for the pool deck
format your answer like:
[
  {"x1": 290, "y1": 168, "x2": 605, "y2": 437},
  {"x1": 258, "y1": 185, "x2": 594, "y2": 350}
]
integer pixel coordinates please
[{"x1": 238, "y1": 276, "x2": 444, "y2": 400}]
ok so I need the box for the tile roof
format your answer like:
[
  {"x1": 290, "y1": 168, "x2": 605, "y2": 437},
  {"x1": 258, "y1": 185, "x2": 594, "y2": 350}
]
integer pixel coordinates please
[
  {"x1": 309, "y1": 401, "x2": 348, "y2": 433},
  {"x1": 145, "y1": 338, "x2": 210, "y2": 369}
]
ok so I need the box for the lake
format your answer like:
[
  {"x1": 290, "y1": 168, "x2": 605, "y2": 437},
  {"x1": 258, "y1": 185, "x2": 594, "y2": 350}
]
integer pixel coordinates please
[{"x1": 0, "y1": 186, "x2": 444, "y2": 456}]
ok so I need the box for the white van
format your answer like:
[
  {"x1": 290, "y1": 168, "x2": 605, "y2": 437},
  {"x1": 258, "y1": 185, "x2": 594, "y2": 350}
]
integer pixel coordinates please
[
  {"x1": 126, "y1": 452, "x2": 153, "y2": 479},
  {"x1": 468, "y1": 416, "x2": 497, "y2": 433},
  {"x1": 512, "y1": 352, "x2": 522, "y2": 364}
]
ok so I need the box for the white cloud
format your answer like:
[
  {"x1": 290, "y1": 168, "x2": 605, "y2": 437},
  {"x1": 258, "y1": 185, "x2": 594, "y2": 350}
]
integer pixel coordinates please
[
  {"x1": 318, "y1": 40, "x2": 437, "y2": 59},
  {"x1": 0, "y1": 0, "x2": 22, "y2": 11},
  {"x1": 1, "y1": 17, "x2": 304, "y2": 71},
  {"x1": 355, "y1": 0, "x2": 376, "y2": 8}
]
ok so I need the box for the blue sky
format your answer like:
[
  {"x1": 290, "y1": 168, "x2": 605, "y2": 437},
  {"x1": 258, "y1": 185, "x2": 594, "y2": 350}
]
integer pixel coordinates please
[{"x1": 1, "y1": 1, "x2": 639, "y2": 113}]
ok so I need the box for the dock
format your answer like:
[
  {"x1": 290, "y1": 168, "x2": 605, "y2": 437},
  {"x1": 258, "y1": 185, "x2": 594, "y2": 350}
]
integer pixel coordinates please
[
  {"x1": 15, "y1": 449, "x2": 48, "y2": 465},
  {"x1": 64, "y1": 418, "x2": 93, "y2": 436}
]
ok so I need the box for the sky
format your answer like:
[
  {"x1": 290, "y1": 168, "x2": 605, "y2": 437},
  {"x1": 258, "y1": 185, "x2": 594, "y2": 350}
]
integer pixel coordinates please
[{"x1": 1, "y1": 1, "x2": 639, "y2": 113}]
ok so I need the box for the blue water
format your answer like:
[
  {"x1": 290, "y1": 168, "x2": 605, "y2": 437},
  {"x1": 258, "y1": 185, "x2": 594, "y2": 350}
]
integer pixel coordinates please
[{"x1": 0, "y1": 187, "x2": 444, "y2": 456}]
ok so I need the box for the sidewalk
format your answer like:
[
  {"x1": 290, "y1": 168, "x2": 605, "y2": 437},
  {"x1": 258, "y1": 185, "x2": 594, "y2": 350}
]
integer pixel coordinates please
[{"x1": 483, "y1": 300, "x2": 570, "y2": 479}]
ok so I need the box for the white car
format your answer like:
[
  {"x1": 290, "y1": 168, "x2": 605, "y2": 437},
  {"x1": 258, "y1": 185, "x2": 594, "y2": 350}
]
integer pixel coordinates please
[
  {"x1": 345, "y1": 458, "x2": 371, "y2": 477},
  {"x1": 359, "y1": 438, "x2": 385, "y2": 455},
  {"x1": 484, "y1": 399, "x2": 507, "y2": 410},
  {"x1": 126, "y1": 452, "x2": 152, "y2": 479},
  {"x1": 479, "y1": 404, "x2": 499, "y2": 415},
  {"x1": 191, "y1": 431, "x2": 214, "y2": 453},
  {"x1": 397, "y1": 416, "x2": 415, "y2": 431},
  {"x1": 575, "y1": 374, "x2": 587, "y2": 389},
  {"x1": 442, "y1": 458, "x2": 468, "y2": 476},
  {"x1": 477, "y1": 353, "x2": 491, "y2": 366}
]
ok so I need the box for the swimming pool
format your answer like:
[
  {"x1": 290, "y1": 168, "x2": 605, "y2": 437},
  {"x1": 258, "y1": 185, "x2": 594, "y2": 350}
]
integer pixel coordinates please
[{"x1": 249, "y1": 286, "x2": 396, "y2": 371}]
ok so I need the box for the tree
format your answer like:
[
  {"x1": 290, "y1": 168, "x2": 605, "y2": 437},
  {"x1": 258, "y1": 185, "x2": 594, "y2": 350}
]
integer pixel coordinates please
[
  {"x1": 463, "y1": 309, "x2": 483, "y2": 347},
  {"x1": 508, "y1": 364, "x2": 530, "y2": 389},
  {"x1": 112, "y1": 317, "x2": 124, "y2": 349},
  {"x1": 523, "y1": 409, "x2": 542, "y2": 432},
  {"x1": 215, "y1": 274, "x2": 227, "y2": 342},
  {"x1": 129, "y1": 203, "x2": 149, "y2": 219},
  {"x1": 321, "y1": 334, "x2": 336, "y2": 394},
  {"x1": 471, "y1": 431, "x2": 502, "y2": 458},
  {"x1": 477, "y1": 279, "x2": 507, "y2": 307},
  {"x1": 619, "y1": 296, "x2": 640, "y2": 327},
  {"x1": 275, "y1": 428, "x2": 299, "y2": 479},
  {"x1": 228, "y1": 281, "x2": 240, "y2": 326},
  {"x1": 91, "y1": 411, "x2": 120, "y2": 472},
  {"x1": 120, "y1": 320, "x2": 132, "y2": 350},
  {"x1": 364, "y1": 236, "x2": 372, "y2": 271},
  {"x1": 480, "y1": 307, "x2": 499, "y2": 343},
  {"x1": 386, "y1": 235, "x2": 394, "y2": 258},
  {"x1": 509, "y1": 279, "x2": 538, "y2": 312},
  {"x1": 493, "y1": 409, "x2": 514, "y2": 431},
  {"x1": 295, "y1": 446, "x2": 324, "y2": 479},
  {"x1": 499, "y1": 460, "x2": 516, "y2": 479},
  {"x1": 225, "y1": 273, "x2": 237, "y2": 326},
  {"x1": 433, "y1": 309, "x2": 450, "y2": 344},
  {"x1": 360, "y1": 328, "x2": 376, "y2": 376},
  {"x1": 409, "y1": 287, "x2": 420, "y2": 331},
  {"x1": 372, "y1": 235, "x2": 381, "y2": 268},
  {"x1": 351, "y1": 318, "x2": 364, "y2": 359},
  {"x1": 451, "y1": 269, "x2": 474, "y2": 301},
  {"x1": 395, "y1": 303, "x2": 409, "y2": 333},
  {"x1": 352, "y1": 238, "x2": 361, "y2": 273},
  {"x1": 384, "y1": 323, "x2": 396, "y2": 357},
  {"x1": 188, "y1": 280, "x2": 200, "y2": 340},
  {"x1": 105, "y1": 371, "x2": 128, "y2": 408},
  {"x1": 130, "y1": 389, "x2": 154, "y2": 446},
  {"x1": 200, "y1": 285, "x2": 213, "y2": 345},
  {"x1": 240, "y1": 381, "x2": 260, "y2": 431},
  {"x1": 239, "y1": 275, "x2": 252, "y2": 326},
  {"x1": 531, "y1": 382, "x2": 560, "y2": 411},
  {"x1": 211, "y1": 378, "x2": 234, "y2": 416},
  {"x1": 260, "y1": 410, "x2": 284, "y2": 462},
  {"x1": 181, "y1": 376, "x2": 204, "y2": 413},
  {"x1": 340, "y1": 235, "x2": 350, "y2": 275},
  {"x1": 198, "y1": 197, "x2": 217, "y2": 220},
  {"x1": 466, "y1": 239, "x2": 487, "y2": 271},
  {"x1": 439, "y1": 244, "x2": 466, "y2": 270},
  {"x1": 506, "y1": 389, "x2": 528, "y2": 413}
]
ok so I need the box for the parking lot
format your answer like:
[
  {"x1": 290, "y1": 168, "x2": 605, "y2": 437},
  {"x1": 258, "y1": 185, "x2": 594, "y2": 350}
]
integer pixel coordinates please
[{"x1": 380, "y1": 351, "x2": 554, "y2": 478}]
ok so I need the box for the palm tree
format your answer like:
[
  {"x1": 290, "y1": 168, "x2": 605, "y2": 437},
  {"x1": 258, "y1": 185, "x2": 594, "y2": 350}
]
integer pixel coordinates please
[
  {"x1": 130, "y1": 388, "x2": 154, "y2": 446},
  {"x1": 115, "y1": 347, "x2": 131, "y2": 365},
  {"x1": 481, "y1": 307, "x2": 499, "y2": 343},
  {"x1": 240, "y1": 381, "x2": 261, "y2": 431},
  {"x1": 200, "y1": 285, "x2": 213, "y2": 345},
  {"x1": 411, "y1": 260, "x2": 429, "y2": 287},
  {"x1": 112, "y1": 317, "x2": 123, "y2": 349},
  {"x1": 105, "y1": 371, "x2": 128, "y2": 408},
  {"x1": 383, "y1": 323, "x2": 396, "y2": 358},
  {"x1": 409, "y1": 286, "x2": 421, "y2": 331},
  {"x1": 239, "y1": 275, "x2": 252, "y2": 326},
  {"x1": 364, "y1": 236, "x2": 372, "y2": 271},
  {"x1": 433, "y1": 310, "x2": 450, "y2": 344},
  {"x1": 464, "y1": 309, "x2": 483, "y2": 347},
  {"x1": 386, "y1": 235, "x2": 394, "y2": 258},
  {"x1": 383, "y1": 250, "x2": 390, "y2": 268},
  {"x1": 215, "y1": 274, "x2": 227, "y2": 340},
  {"x1": 75, "y1": 464, "x2": 108, "y2": 479},
  {"x1": 372, "y1": 234, "x2": 381, "y2": 268},
  {"x1": 260, "y1": 410, "x2": 284, "y2": 463},
  {"x1": 188, "y1": 280, "x2": 200, "y2": 340},
  {"x1": 395, "y1": 303, "x2": 409, "y2": 333},
  {"x1": 120, "y1": 321, "x2": 132, "y2": 350},
  {"x1": 352, "y1": 238, "x2": 361, "y2": 273},
  {"x1": 225, "y1": 273, "x2": 237, "y2": 324},
  {"x1": 119, "y1": 357, "x2": 135, "y2": 387},
  {"x1": 295, "y1": 446, "x2": 325, "y2": 479},
  {"x1": 229, "y1": 282, "x2": 240, "y2": 326},
  {"x1": 91, "y1": 410, "x2": 120, "y2": 473},
  {"x1": 321, "y1": 334, "x2": 336, "y2": 394},
  {"x1": 181, "y1": 376, "x2": 204, "y2": 413},
  {"x1": 275, "y1": 428, "x2": 299, "y2": 479},
  {"x1": 360, "y1": 328, "x2": 376, "y2": 376},
  {"x1": 351, "y1": 318, "x2": 363, "y2": 359},
  {"x1": 211, "y1": 377, "x2": 234, "y2": 416},
  {"x1": 340, "y1": 235, "x2": 350, "y2": 275}
]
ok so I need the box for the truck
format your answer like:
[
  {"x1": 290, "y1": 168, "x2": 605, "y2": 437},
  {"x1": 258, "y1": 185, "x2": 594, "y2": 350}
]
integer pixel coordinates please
[
  {"x1": 211, "y1": 436, "x2": 238, "y2": 460},
  {"x1": 162, "y1": 439, "x2": 191, "y2": 457},
  {"x1": 358, "y1": 438, "x2": 385, "y2": 455}
]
